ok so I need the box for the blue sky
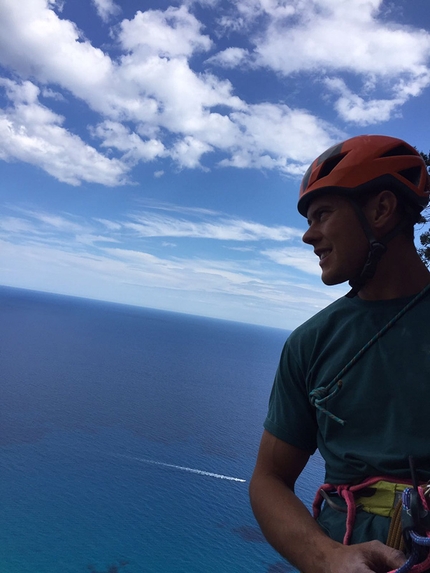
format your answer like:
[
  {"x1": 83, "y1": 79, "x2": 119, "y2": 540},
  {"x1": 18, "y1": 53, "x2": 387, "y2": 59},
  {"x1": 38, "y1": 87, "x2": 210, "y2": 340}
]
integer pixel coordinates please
[{"x1": 0, "y1": 0, "x2": 430, "y2": 329}]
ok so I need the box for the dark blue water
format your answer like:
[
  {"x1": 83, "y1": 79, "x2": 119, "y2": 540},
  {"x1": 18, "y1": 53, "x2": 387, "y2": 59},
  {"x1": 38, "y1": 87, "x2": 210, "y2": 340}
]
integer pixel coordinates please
[{"x1": 0, "y1": 286, "x2": 324, "y2": 573}]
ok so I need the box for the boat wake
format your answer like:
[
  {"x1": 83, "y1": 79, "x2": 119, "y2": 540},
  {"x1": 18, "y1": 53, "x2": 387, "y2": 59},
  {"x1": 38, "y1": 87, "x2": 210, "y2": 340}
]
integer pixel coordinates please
[{"x1": 120, "y1": 455, "x2": 246, "y2": 483}]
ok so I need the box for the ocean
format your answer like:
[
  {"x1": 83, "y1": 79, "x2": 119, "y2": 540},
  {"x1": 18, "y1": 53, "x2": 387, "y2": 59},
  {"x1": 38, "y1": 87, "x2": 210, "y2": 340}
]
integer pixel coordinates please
[{"x1": 0, "y1": 286, "x2": 324, "y2": 573}]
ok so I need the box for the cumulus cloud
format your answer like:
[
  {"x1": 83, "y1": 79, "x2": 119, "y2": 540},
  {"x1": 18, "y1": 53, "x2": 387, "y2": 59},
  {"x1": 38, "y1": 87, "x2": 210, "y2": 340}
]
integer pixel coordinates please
[
  {"x1": 118, "y1": 6, "x2": 212, "y2": 58},
  {"x1": 208, "y1": 0, "x2": 430, "y2": 125},
  {"x1": 0, "y1": 0, "x2": 113, "y2": 93},
  {"x1": 0, "y1": 0, "x2": 340, "y2": 180},
  {"x1": 206, "y1": 47, "x2": 249, "y2": 68},
  {"x1": 0, "y1": 79, "x2": 129, "y2": 186},
  {"x1": 324, "y1": 78, "x2": 401, "y2": 125},
  {"x1": 248, "y1": 0, "x2": 430, "y2": 123},
  {"x1": 91, "y1": 121, "x2": 166, "y2": 163},
  {"x1": 91, "y1": 0, "x2": 121, "y2": 22},
  {"x1": 222, "y1": 103, "x2": 343, "y2": 172},
  {"x1": 0, "y1": 0, "x2": 428, "y2": 183}
]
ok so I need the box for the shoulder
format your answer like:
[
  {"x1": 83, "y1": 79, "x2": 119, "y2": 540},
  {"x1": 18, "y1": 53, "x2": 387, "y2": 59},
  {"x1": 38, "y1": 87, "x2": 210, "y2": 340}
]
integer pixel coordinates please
[
  {"x1": 287, "y1": 296, "x2": 353, "y2": 346},
  {"x1": 276, "y1": 296, "x2": 354, "y2": 379},
  {"x1": 280, "y1": 293, "x2": 426, "y2": 373},
  {"x1": 288, "y1": 291, "x2": 430, "y2": 347}
]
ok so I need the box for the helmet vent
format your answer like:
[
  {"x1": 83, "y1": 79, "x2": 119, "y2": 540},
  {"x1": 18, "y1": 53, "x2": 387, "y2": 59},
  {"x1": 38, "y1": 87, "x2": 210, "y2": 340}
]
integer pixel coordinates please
[
  {"x1": 317, "y1": 153, "x2": 347, "y2": 180},
  {"x1": 381, "y1": 145, "x2": 415, "y2": 157},
  {"x1": 398, "y1": 166, "x2": 422, "y2": 187}
]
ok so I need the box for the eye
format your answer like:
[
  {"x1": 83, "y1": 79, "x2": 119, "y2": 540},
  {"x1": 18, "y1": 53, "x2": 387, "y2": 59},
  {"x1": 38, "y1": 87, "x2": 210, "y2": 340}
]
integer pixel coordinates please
[
  {"x1": 317, "y1": 208, "x2": 331, "y2": 221},
  {"x1": 307, "y1": 206, "x2": 332, "y2": 225}
]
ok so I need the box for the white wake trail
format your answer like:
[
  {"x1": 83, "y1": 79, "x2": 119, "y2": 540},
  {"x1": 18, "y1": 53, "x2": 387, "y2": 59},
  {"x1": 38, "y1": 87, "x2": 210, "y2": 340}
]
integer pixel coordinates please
[{"x1": 120, "y1": 455, "x2": 246, "y2": 483}]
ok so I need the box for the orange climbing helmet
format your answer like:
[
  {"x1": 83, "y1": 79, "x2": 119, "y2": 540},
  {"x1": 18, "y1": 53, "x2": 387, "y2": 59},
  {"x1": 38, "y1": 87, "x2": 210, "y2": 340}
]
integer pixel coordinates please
[{"x1": 298, "y1": 135, "x2": 430, "y2": 217}]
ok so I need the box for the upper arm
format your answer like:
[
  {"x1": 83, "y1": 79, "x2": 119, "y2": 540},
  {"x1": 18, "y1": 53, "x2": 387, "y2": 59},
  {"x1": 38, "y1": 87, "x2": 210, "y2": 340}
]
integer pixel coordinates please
[{"x1": 252, "y1": 430, "x2": 312, "y2": 490}]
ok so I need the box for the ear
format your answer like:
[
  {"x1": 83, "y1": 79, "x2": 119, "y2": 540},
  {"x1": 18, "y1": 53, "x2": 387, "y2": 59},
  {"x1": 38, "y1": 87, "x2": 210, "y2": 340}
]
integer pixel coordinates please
[{"x1": 364, "y1": 190, "x2": 399, "y2": 230}]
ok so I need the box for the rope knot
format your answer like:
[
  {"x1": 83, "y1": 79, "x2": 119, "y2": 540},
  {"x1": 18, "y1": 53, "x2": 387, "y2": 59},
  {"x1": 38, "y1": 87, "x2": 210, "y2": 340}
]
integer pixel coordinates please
[
  {"x1": 309, "y1": 384, "x2": 345, "y2": 425},
  {"x1": 309, "y1": 386, "x2": 329, "y2": 405}
]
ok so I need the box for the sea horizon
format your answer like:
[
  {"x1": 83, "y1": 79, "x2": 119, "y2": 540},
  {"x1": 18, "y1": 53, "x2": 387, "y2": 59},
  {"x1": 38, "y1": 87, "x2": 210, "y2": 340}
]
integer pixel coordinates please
[{"x1": 0, "y1": 284, "x2": 292, "y2": 333}]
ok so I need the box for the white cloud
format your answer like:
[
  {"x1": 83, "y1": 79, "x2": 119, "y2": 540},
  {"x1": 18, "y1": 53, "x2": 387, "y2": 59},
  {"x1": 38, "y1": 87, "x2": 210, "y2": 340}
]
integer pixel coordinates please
[
  {"x1": 262, "y1": 246, "x2": 321, "y2": 275},
  {"x1": 324, "y1": 78, "x2": 401, "y2": 125},
  {"x1": 75, "y1": 233, "x2": 119, "y2": 246},
  {"x1": 0, "y1": 0, "x2": 113, "y2": 93},
  {"x1": 118, "y1": 6, "x2": 212, "y2": 58},
  {"x1": 94, "y1": 218, "x2": 122, "y2": 231},
  {"x1": 206, "y1": 47, "x2": 249, "y2": 68},
  {"x1": 115, "y1": 54, "x2": 244, "y2": 146},
  {"x1": 252, "y1": 0, "x2": 430, "y2": 76},
  {"x1": 3, "y1": 205, "x2": 89, "y2": 234},
  {"x1": 41, "y1": 87, "x2": 65, "y2": 101},
  {"x1": 0, "y1": 79, "x2": 129, "y2": 186},
  {"x1": 0, "y1": 0, "x2": 429, "y2": 182},
  {"x1": 171, "y1": 136, "x2": 213, "y2": 169},
  {"x1": 221, "y1": 0, "x2": 430, "y2": 125},
  {"x1": 0, "y1": 0, "x2": 337, "y2": 177},
  {"x1": 26, "y1": 211, "x2": 86, "y2": 233},
  {"x1": 91, "y1": 0, "x2": 120, "y2": 23},
  {"x1": 0, "y1": 216, "x2": 39, "y2": 234},
  {"x1": 124, "y1": 212, "x2": 302, "y2": 241},
  {"x1": 223, "y1": 103, "x2": 343, "y2": 172},
  {"x1": 229, "y1": 0, "x2": 296, "y2": 24},
  {"x1": 2, "y1": 202, "x2": 303, "y2": 245},
  {"x1": 91, "y1": 121, "x2": 166, "y2": 163}
]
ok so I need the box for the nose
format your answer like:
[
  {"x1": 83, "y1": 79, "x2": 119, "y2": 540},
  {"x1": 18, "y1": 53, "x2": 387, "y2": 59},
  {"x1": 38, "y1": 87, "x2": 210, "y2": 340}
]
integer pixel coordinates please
[{"x1": 302, "y1": 224, "x2": 319, "y2": 245}]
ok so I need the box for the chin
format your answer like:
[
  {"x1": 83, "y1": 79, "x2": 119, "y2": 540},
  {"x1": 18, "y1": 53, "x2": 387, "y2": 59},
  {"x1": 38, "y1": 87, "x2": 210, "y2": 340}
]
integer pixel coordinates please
[{"x1": 321, "y1": 273, "x2": 349, "y2": 286}]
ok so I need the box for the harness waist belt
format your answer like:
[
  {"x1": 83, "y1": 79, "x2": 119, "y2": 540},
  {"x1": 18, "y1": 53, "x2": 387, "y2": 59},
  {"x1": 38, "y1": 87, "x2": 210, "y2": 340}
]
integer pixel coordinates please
[{"x1": 355, "y1": 480, "x2": 410, "y2": 518}]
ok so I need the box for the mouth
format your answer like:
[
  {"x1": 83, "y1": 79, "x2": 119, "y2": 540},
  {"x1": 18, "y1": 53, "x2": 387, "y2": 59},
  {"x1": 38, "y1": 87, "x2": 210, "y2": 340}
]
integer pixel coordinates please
[{"x1": 315, "y1": 249, "x2": 331, "y2": 263}]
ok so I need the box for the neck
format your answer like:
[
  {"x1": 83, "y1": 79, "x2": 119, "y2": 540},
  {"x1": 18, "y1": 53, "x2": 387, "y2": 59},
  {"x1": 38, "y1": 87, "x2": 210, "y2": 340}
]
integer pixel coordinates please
[{"x1": 357, "y1": 238, "x2": 430, "y2": 301}]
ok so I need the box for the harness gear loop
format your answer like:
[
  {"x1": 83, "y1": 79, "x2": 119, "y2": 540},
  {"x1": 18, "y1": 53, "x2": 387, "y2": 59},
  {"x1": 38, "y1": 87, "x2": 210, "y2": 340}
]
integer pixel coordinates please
[
  {"x1": 387, "y1": 499, "x2": 405, "y2": 551},
  {"x1": 309, "y1": 283, "x2": 430, "y2": 424}
]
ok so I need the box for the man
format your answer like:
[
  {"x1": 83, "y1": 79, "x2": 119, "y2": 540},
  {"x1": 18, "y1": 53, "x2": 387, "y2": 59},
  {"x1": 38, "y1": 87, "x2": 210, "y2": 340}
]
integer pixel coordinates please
[{"x1": 249, "y1": 135, "x2": 430, "y2": 573}]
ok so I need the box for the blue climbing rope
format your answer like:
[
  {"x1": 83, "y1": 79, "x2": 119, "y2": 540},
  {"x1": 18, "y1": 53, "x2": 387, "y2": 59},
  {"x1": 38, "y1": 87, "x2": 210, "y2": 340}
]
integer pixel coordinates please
[{"x1": 391, "y1": 486, "x2": 430, "y2": 573}]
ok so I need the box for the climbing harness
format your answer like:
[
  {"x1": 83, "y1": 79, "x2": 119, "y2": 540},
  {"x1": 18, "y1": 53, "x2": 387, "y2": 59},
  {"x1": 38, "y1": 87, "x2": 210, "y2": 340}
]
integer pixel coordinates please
[
  {"x1": 309, "y1": 283, "x2": 430, "y2": 425},
  {"x1": 313, "y1": 476, "x2": 413, "y2": 546},
  {"x1": 313, "y1": 459, "x2": 430, "y2": 573}
]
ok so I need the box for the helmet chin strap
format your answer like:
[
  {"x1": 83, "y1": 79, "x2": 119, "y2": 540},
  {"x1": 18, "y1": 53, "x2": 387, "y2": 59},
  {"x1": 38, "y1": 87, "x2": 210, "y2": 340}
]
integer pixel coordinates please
[{"x1": 345, "y1": 201, "x2": 409, "y2": 298}]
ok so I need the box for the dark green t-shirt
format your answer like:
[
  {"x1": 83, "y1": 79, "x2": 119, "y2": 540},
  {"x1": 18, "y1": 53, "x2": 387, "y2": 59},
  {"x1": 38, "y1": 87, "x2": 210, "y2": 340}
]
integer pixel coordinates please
[{"x1": 264, "y1": 293, "x2": 430, "y2": 485}]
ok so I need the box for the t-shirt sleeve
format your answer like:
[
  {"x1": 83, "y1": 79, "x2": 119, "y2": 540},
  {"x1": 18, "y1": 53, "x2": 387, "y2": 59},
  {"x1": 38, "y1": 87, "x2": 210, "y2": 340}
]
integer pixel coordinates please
[{"x1": 264, "y1": 337, "x2": 318, "y2": 453}]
